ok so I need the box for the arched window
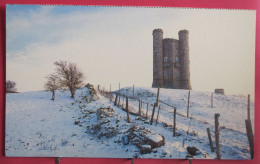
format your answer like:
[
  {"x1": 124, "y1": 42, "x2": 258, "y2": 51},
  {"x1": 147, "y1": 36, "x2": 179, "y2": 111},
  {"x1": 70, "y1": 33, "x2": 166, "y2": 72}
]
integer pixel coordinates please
[{"x1": 164, "y1": 57, "x2": 168, "y2": 63}]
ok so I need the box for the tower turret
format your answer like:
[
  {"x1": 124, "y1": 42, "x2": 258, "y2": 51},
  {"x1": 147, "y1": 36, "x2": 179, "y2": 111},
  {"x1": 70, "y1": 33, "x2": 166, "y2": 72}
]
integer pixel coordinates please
[
  {"x1": 163, "y1": 38, "x2": 175, "y2": 88},
  {"x1": 178, "y1": 30, "x2": 192, "y2": 90},
  {"x1": 152, "y1": 29, "x2": 164, "y2": 88}
]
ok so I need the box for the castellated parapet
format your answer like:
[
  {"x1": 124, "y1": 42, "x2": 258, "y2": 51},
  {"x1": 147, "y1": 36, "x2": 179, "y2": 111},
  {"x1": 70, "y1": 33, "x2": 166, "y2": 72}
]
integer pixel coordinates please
[{"x1": 152, "y1": 29, "x2": 192, "y2": 90}]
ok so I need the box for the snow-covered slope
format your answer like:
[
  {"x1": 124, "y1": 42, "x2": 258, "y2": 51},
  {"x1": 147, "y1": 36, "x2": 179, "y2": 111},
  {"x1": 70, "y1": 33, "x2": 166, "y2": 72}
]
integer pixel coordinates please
[
  {"x1": 5, "y1": 86, "x2": 254, "y2": 159},
  {"x1": 120, "y1": 87, "x2": 254, "y2": 134}
]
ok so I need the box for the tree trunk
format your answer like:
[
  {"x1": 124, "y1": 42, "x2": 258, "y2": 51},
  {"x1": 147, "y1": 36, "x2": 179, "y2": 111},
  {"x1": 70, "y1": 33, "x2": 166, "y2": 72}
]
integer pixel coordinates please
[
  {"x1": 52, "y1": 90, "x2": 55, "y2": 100},
  {"x1": 71, "y1": 90, "x2": 75, "y2": 98},
  {"x1": 70, "y1": 86, "x2": 75, "y2": 98}
]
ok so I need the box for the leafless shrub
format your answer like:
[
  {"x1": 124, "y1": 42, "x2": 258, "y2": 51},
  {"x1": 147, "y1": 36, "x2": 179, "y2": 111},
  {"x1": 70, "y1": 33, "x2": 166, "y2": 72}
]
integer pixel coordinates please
[
  {"x1": 54, "y1": 60, "x2": 85, "y2": 98},
  {"x1": 44, "y1": 73, "x2": 60, "y2": 100},
  {"x1": 6, "y1": 80, "x2": 17, "y2": 93}
]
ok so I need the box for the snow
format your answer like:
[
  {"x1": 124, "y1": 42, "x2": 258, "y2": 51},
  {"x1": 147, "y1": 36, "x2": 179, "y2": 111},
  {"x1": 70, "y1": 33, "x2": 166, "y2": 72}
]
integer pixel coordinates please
[
  {"x1": 142, "y1": 145, "x2": 151, "y2": 149},
  {"x1": 120, "y1": 87, "x2": 254, "y2": 133},
  {"x1": 5, "y1": 86, "x2": 254, "y2": 159},
  {"x1": 146, "y1": 133, "x2": 163, "y2": 143}
]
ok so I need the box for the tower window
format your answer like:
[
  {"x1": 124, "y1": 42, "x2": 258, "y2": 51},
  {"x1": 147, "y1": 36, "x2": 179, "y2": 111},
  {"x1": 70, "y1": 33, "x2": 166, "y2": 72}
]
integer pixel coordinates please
[
  {"x1": 164, "y1": 57, "x2": 168, "y2": 63},
  {"x1": 164, "y1": 70, "x2": 168, "y2": 78},
  {"x1": 177, "y1": 72, "x2": 180, "y2": 78},
  {"x1": 176, "y1": 57, "x2": 179, "y2": 63}
]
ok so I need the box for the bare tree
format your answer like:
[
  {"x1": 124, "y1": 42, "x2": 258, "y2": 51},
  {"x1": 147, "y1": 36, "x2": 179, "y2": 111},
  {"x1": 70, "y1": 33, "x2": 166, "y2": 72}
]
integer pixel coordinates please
[
  {"x1": 44, "y1": 74, "x2": 60, "y2": 100},
  {"x1": 54, "y1": 61, "x2": 85, "y2": 98},
  {"x1": 6, "y1": 80, "x2": 17, "y2": 93}
]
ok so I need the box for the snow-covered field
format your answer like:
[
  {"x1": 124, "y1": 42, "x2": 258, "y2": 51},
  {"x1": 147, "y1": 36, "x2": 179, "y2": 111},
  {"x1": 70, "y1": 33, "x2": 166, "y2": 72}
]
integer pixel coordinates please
[{"x1": 5, "y1": 86, "x2": 254, "y2": 159}]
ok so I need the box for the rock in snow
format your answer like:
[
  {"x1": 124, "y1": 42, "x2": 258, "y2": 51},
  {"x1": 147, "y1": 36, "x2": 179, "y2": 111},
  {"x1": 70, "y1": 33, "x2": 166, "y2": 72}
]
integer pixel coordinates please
[
  {"x1": 140, "y1": 145, "x2": 152, "y2": 154},
  {"x1": 125, "y1": 126, "x2": 165, "y2": 154},
  {"x1": 187, "y1": 146, "x2": 201, "y2": 156},
  {"x1": 144, "y1": 133, "x2": 165, "y2": 148}
]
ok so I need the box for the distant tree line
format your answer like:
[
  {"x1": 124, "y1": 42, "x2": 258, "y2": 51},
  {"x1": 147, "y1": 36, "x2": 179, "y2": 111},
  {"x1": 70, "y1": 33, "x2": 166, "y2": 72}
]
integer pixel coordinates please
[{"x1": 44, "y1": 60, "x2": 85, "y2": 100}]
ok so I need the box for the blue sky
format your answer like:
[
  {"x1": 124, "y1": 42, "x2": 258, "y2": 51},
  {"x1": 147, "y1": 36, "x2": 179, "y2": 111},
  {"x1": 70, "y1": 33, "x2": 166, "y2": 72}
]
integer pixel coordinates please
[
  {"x1": 6, "y1": 5, "x2": 101, "y2": 54},
  {"x1": 6, "y1": 5, "x2": 256, "y2": 97}
]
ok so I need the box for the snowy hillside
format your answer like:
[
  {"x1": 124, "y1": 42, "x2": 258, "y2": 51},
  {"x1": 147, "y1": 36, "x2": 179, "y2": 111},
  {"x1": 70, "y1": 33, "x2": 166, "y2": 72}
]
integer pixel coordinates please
[{"x1": 5, "y1": 85, "x2": 254, "y2": 159}]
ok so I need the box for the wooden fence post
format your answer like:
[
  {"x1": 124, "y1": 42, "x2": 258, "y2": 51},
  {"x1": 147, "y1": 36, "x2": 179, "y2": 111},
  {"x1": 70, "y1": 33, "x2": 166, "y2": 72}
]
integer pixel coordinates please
[
  {"x1": 155, "y1": 106, "x2": 160, "y2": 125},
  {"x1": 187, "y1": 91, "x2": 190, "y2": 117},
  {"x1": 248, "y1": 94, "x2": 250, "y2": 120},
  {"x1": 215, "y1": 113, "x2": 221, "y2": 159},
  {"x1": 156, "y1": 87, "x2": 160, "y2": 106},
  {"x1": 146, "y1": 103, "x2": 148, "y2": 119},
  {"x1": 173, "y1": 108, "x2": 177, "y2": 137},
  {"x1": 138, "y1": 100, "x2": 141, "y2": 116},
  {"x1": 133, "y1": 85, "x2": 135, "y2": 99},
  {"x1": 126, "y1": 97, "x2": 130, "y2": 122},
  {"x1": 122, "y1": 96, "x2": 125, "y2": 108},
  {"x1": 211, "y1": 93, "x2": 213, "y2": 108},
  {"x1": 118, "y1": 82, "x2": 121, "y2": 106},
  {"x1": 245, "y1": 119, "x2": 254, "y2": 159},
  {"x1": 118, "y1": 94, "x2": 120, "y2": 107},
  {"x1": 182, "y1": 137, "x2": 185, "y2": 148},
  {"x1": 207, "y1": 128, "x2": 214, "y2": 152},
  {"x1": 114, "y1": 94, "x2": 118, "y2": 106},
  {"x1": 150, "y1": 103, "x2": 156, "y2": 125}
]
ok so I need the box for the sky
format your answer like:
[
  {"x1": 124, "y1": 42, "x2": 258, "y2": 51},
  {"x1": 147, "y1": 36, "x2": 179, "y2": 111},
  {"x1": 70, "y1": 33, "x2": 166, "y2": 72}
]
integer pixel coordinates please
[{"x1": 6, "y1": 5, "x2": 256, "y2": 97}]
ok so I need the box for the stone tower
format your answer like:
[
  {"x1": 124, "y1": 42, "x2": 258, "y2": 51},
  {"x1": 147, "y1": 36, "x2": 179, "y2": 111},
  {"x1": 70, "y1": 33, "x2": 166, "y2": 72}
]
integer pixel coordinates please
[
  {"x1": 178, "y1": 30, "x2": 192, "y2": 89},
  {"x1": 152, "y1": 29, "x2": 192, "y2": 90},
  {"x1": 162, "y1": 38, "x2": 174, "y2": 88},
  {"x1": 152, "y1": 29, "x2": 164, "y2": 88}
]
